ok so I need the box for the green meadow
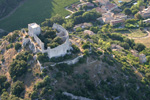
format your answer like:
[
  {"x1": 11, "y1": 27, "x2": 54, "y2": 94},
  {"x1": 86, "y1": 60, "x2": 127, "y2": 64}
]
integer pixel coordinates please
[{"x1": 0, "y1": 0, "x2": 79, "y2": 32}]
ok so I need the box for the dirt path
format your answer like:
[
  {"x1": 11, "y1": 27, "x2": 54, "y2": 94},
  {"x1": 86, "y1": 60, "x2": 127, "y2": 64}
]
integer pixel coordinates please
[
  {"x1": 0, "y1": 0, "x2": 28, "y2": 21},
  {"x1": 129, "y1": 29, "x2": 150, "y2": 39},
  {"x1": 132, "y1": 66, "x2": 144, "y2": 79},
  {"x1": 65, "y1": 7, "x2": 75, "y2": 14}
]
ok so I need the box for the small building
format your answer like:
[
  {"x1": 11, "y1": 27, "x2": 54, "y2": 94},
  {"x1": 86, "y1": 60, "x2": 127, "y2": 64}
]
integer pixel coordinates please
[
  {"x1": 95, "y1": 7, "x2": 107, "y2": 14},
  {"x1": 139, "y1": 6, "x2": 150, "y2": 18},
  {"x1": 105, "y1": 2, "x2": 117, "y2": 11},
  {"x1": 139, "y1": 54, "x2": 147, "y2": 63},
  {"x1": 95, "y1": 0, "x2": 109, "y2": 5},
  {"x1": 114, "y1": 13, "x2": 127, "y2": 20},
  {"x1": 110, "y1": 19, "x2": 124, "y2": 26},
  {"x1": 143, "y1": 18, "x2": 150, "y2": 23},
  {"x1": 101, "y1": 12, "x2": 114, "y2": 23},
  {"x1": 86, "y1": 2, "x2": 94, "y2": 8}
]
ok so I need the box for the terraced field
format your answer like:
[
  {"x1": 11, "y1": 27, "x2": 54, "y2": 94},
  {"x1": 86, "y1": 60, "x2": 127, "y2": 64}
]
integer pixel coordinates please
[{"x1": 0, "y1": 0, "x2": 79, "y2": 32}]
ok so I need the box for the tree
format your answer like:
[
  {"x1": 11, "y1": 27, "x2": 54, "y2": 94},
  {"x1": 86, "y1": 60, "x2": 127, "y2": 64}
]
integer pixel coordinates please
[
  {"x1": 63, "y1": 19, "x2": 74, "y2": 30},
  {"x1": 134, "y1": 13, "x2": 143, "y2": 20},
  {"x1": 15, "y1": 42, "x2": 21, "y2": 51},
  {"x1": 1, "y1": 92, "x2": 9, "y2": 100},
  {"x1": 50, "y1": 14, "x2": 65, "y2": 25},
  {"x1": 120, "y1": 42, "x2": 130, "y2": 49},
  {"x1": 71, "y1": 44, "x2": 80, "y2": 53},
  {"x1": 53, "y1": 36, "x2": 63, "y2": 44},
  {"x1": 71, "y1": 10, "x2": 84, "y2": 18},
  {"x1": 0, "y1": 75, "x2": 8, "y2": 94},
  {"x1": 146, "y1": 73, "x2": 150, "y2": 80},
  {"x1": 88, "y1": 0, "x2": 93, "y2": 3},
  {"x1": 37, "y1": 53, "x2": 49, "y2": 63},
  {"x1": 9, "y1": 60, "x2": 28, "y2": 78},
  {"x1": 123, "y1": 8, "x2": 132, "y2": 15},
  {"x1": 139, "y1": 20, "x2": 144, "y2": 27},
  {"x1": 82, "y1": 10, "x2": 99, "y2": 22},
  {"x1": 82, "y1": 5, "x2": 87, "y2": 11},
  {"x1": 132, "y1": 9, "x2": 138, "y2": 15},
  {"x1": 11, "y1": 81, "x2": 25, "y2": 97},
  {"x1": 134, "y1": 43, "x2": 146, "y2": 52},
  {"x1": 30, "y1": 90, "x2": 38, "y2": 99},
  {"x1": 0, "y1": 75, "x2": 7, "y2": 83}
]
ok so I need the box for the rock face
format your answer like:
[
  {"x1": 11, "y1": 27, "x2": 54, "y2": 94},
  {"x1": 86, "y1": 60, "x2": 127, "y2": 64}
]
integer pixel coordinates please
[
  {"x1": 28, "y1": 23, "x2": 71, "y2": 58},
  {"x1": 29, "y1": 42, "x2": 37, "y2": 53},
  {"x1": 22, "y1": 37, "x2": 37, "y2": 53},
  {"x1": 22, "y1": 38, "x2": 30, "y2": 47},
  {"x1": 111, "y1": 44, "x2": 123, "y2": 51},
  {"x1": 139, "y1": 54, "x2": 147, "y2": 63},
  {"x1": 63, "y1": 92, "x2": 94, "y2": 100},
  {"x1": 130, "y1": 50, "x2": 147, "y2": 63}
]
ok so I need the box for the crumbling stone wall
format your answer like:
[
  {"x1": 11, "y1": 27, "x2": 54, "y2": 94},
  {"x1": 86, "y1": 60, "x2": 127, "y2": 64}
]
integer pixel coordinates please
[{"x1": 28, "y1": 23, "x2": 71, "y2": 58}]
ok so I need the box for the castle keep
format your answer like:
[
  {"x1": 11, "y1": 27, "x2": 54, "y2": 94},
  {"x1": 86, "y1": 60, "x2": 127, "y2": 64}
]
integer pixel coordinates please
[{"x1": 28, "y1": 23, "x2": 71, "y2": 58}]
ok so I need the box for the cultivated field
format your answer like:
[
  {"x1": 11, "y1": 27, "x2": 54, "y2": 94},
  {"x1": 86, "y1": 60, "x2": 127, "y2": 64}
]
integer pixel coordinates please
[{"x1": 0, "y1": 0, "x2": 79, "y2": 32}]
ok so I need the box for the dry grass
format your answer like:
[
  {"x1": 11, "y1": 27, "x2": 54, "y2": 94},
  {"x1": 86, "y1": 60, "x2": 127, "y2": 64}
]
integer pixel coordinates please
[
  {"x1": 134, "y1": 38, "x2": 150, "y2": 48},
  {"x1": 122, "y1": 29, "x2": 147, "y2": 38}
]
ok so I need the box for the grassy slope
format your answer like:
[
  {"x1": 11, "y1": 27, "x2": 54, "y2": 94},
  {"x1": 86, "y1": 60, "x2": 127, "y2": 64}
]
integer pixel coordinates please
[
  {"x1": 0, "y1": 0, "x2": 79, "y2": 32},
  {"x1": 122, "y1": 29, "x2": 147, "y2": 38}
]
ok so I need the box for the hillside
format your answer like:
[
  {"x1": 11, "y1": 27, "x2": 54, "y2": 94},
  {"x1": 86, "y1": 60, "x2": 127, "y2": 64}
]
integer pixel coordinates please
[
  {"x1": 1, "y1": 0, "x2": 150, "y2": 100},
  {"x1": 0, "y1": 0, "x2": 79, "y2": 32},
  {"x1": 0, "y1": 10, "x2": 150, "y2": 99}
]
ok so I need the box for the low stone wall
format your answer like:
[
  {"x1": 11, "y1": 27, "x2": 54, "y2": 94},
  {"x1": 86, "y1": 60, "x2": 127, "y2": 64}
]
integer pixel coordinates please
[
  {"x1": 51, "y1": 55, "x2": 83, "y2": 66},
  {"x1": 63, "y1": 92, "x2": 94, "y2": 100}
]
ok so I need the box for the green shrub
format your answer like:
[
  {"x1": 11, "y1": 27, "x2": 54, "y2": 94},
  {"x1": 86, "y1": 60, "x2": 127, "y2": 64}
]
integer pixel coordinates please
[
  {"x1": 30, "y1": 90, "x2": 38, "y2": 99},
  {"x1": 7, "y1": 32, "x2": 19, "y2": 43},
  {"x1": 134, "y1": 43, "x2": 146, "y2": 52},
  {"x1": 11, "y1": 81, "x2": 25, "y2": 97},
  {"x1": 0, "y1": 75, "x2": 7, "y2": 84},
  {"x1": 37, "y1": 53, "x2": 49, "y2": 63},
  {"x1": 6, "y1": 43, "x2": 13, "y2": 50},
  {"x1": 79, "y1": 57, "x2": 86, "y2": 64},
  {"x1": 71, "y1": 44, "x2": 80, "y2": 53},
  {"x1": 9, "y1": 60, "x2": 28, "y2": 78},
  {"x1": 82, "y1": 43, "x2": 90, "y2": 49},
  {"x1": 1, "y1": 56, "x2": 5, "y2": 63},
  {"x1": 15, "y1": 42, "x2": 21, "y2": 51},
  {"x1": 83, "y1": 49, "x2": 90, "y2": 56}
]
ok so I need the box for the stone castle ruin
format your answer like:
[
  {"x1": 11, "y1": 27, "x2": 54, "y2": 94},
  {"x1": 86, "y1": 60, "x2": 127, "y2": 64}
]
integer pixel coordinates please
[{"x1": 28, "y1": 23, "x2": 71, "y2": 58}]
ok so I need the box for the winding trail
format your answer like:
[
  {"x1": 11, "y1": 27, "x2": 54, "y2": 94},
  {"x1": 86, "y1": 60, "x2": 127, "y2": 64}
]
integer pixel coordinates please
[
  {"x1": 129, "y1": 29, "x2": 150, "y2": 39},
  {"x1": 0, "y1": 0, "x2": 27, "y2": 21}
]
